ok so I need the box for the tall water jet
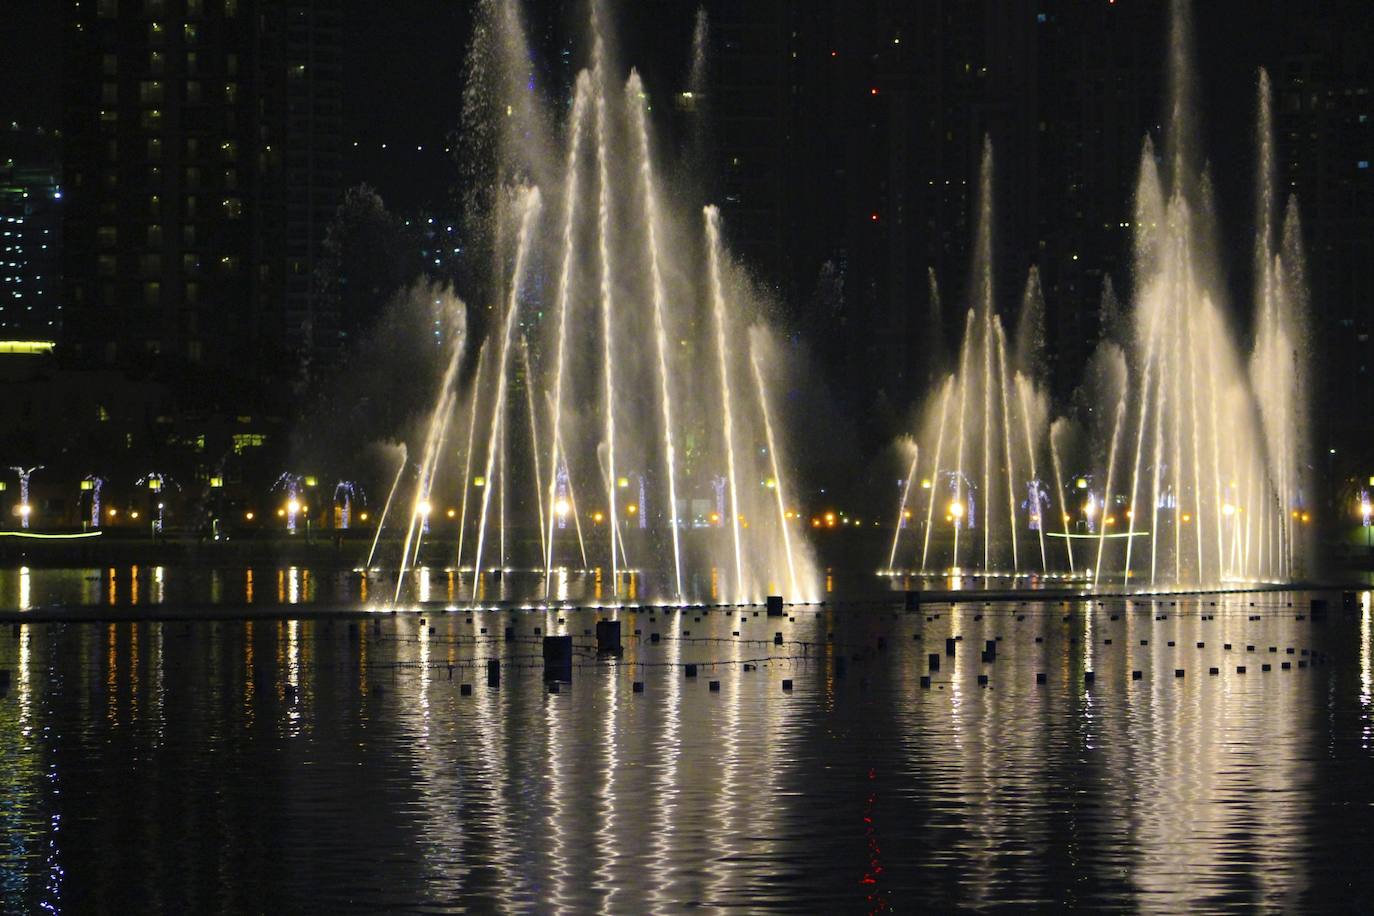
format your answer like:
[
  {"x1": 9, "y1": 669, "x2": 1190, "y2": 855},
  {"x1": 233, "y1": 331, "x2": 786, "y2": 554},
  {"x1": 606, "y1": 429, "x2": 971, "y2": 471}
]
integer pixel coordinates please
[
  {"x1": 365, "y1": 444, "x2": 407, "y2": 572},
  {"x1": 1049, "y1": 419, "x2": 1074, "y2": 572},
  {"x1": 456, "y1": 344, "x2": 487, "y2": 570},
  {"x1": 704, "y1": 205, "x2": 746, "y2": 602},
  {"x1": 920, "y1": 378, "x2": 954, "y2": 573},
  {"x1": 471, "y1": 186, "x2": 542, "y2": 601},
  {"x1": 889, "y1": 439, "x2": 919, "y2": 572},
  {"x1": 542, "y1": 71, "x2": 590, "y2": 593},
  {"x1": 593, "y1": 57, "x2": 623, "y2": 598},
  {"x1": 749, "y1": 333, "x2": 800, "y2": 600},
  {"x1": 627, "y1": 69, "x2": 685, "y2": 601}
]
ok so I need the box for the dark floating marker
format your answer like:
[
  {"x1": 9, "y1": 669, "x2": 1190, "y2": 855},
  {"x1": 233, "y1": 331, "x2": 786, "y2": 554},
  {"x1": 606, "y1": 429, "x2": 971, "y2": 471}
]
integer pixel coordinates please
[
  {"x1": 650, "y1": 632, "x2": 661, "y2": 643},
  {"x1": 977, "y1": 674, "x2": 989, "y2": 686},
  {"x1": 742, "y1": 663, "x2": 756, "y2": 672},
  {"x1": 920, "y1": 675, "x2": 932, "y2": 689},
  {"x1": 632, "y1": 681, "x2": 644, "y2": 693},
  {"x1": 548, "y1": 682, "x2": 561, "y2": 694},
  {"x1": 767, "y1": 595, "x2": 785, "y2": 616},
  {"x1": 1085, "y1": 671, "x2": 1096, "y2": 684},
  {"x1": 1016, "y1": 614, "x2": 1025, "y2": 622},
  {"x1": 709, "y1": 680, "x2": 720, "y2": 692},
  {"x1": 1141, "y1": 639, "x2": 1149, "y2": 646},
  {"x1": 1197, "y1": 642, "x2": 1205, "y2": 648},
  {"x1": 1247, "y1": 645, "x2": 1256, "y2": 652},
  {"x1": 1298, "y1": 660, "x2": 1307, "y2": 668},
  {"x1": 1262, "y1": 663, "x2": 1272, "y2": 672},
  {"x1": 946, "y1": 637, "x2": 957, "y2": 657},
  {"x1": 1035, "y1": 636, "x2": 1044, "y2": 643},
  {"x1": 543, "y1": 635, "x2": 573, "y2": 683},
  {"x1": 781, "y1": 679, "x2": 793, "y2": 691},
  {"x1": 1036, "y1": 672, "x2": 1047, "y2": 684},
  {"x1": 1237, "y1": 665, "x2": 1247, "y2": 674},
  {"x1": 1209, "y1": 667, "x2": 1220, "y2": 675},
  {"x1": 905, "y1": 590, "x2": 922, "y2": 611},
  {"x1": 1110, "y1": 614, "x2": 1120, "y2": 621},
  {"x1": 1167, "y1": 640, "x2": 1176, "y2": 647},
  {"x1": 596, "y1": 620, "x2": 623, "y2": 655},
  {"x1": 1224, "y1": 643, "x2": 1232, "y2": 650},
  {"x1": 1175, "y1": 669, "x2": 1185, "y2": 678},
  {"x1": 929, "y1": 653, "x2": 941, "y2": 672},
  {"x1": 487, "y1": 659, "x2": 500, "y2": 688},
  {"x1": 1132, "y1": 670, "x2": 1143, "y2": 680},
  {"x1": 773, "y1": 632, "x2": 784, "y2": 646},
  {"x1": 685, "y1": 664, "x2": 698, "y2": 678},
  {"x1": 1282, "y1": 661, "x2": 1291, "y2": 670},
  {"x1": 460, "y1": 683, "x2": 472, "y2": 696}
]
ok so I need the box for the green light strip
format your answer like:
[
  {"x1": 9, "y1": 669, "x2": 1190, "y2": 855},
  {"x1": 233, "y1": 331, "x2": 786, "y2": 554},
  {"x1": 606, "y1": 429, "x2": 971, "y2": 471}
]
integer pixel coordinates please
[{"x1": 0, "y1": 530, "x2": 105, "y2": 540}]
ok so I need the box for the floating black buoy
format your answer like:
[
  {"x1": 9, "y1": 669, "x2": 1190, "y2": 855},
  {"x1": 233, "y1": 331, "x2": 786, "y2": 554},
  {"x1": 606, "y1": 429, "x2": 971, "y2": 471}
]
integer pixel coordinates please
[
  {"x1": 1237, "y1": 665, "x2": 1247, "y2": 674},
  {"x1": 487, "y1": 659, "x2": 500, "y2": 688},
  {"x1": 1036, "y1": 672, "x2": 1047, "y2": 684},
  {"x1": 1262, "y1": 663, "x2": 1272, "y2": 672},
  {"x1": 548, "y1": 682, "x2": 560, "y2": 694},
  {"x1": 543, "y1": 635, "x2": 573, "y2": 683},
  {"x1": 1209, "y1": 667, "x2": 1219, "y2": 675},
  {"x1": 650, "y1": 632, "x2": 661, "y2": 643},
  {"x1": 460, "y1": 683, "x2": 472, "y2": 696},
  {"x1": 685, "y1": 664, "x2": 697, "y2": 678},
  {"x1": 920, "y1": 675, "x2": 931, "y2": 688},
  {"x1": 1085, "y1": 671, "x2": 1096, "y2": 684},
  {"x1": 1132, "y1": 670, "x2": 1143, "y2": 680},
  {"x1": 633, "y1": 681, "x2": 644, "y2": 692},
  {"x1": 1175, "y1": 669, "x2": 1185, "y2": 678},
  {"x1": 773, "y1": 632, "x2": 783, "y2": 645},
  {"x1": 977, "y1": 674, "x2": 989, "y2": 686},
  {"x1": 781, "y1": 679, "x2": 793, "y2": 691},
  {"x1": 596, "y1": 620, "x2": 622, "y2": 655},
  {"x1": 905, "y1": 590, "x2": 922, "y2": 611},
  {"x1": 709, "y1": 680, "x2": 720, "y2": 691},
  {"x1": 946, "y1": 637, "x2": 956, "y2": 656},
  {"x1": 767, "y1": 595, "x2": 784, "y2": 616},
  {"x1": 1197, "y1": 642, "x2": 1205, "y2": 648},
  {"x1": 928, "y1": 653, "x2": 941, "y2": 672}
]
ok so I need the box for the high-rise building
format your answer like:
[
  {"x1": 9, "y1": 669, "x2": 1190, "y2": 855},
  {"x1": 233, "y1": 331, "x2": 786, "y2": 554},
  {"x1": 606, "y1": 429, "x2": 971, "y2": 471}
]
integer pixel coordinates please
[
  {"x1": 61, "y1": 0, "x2": 341, "y2": 388},
  {"x1": 0, "y1": 126, "x2": 64, "y2": 338}
]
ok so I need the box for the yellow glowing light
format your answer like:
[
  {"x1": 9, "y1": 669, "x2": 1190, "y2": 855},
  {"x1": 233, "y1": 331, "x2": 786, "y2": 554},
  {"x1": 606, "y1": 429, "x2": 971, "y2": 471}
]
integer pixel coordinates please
[
  {"x1": 473, "y1": 476, "x2": 486, "y2": 487},
  {"x1": 949, "y1": 501, "x2": 965, "y2": 519},
  {"x1": 555, "y1": 499, "x2": 570, "y2": 517},
  {"x1": 811, "y1": 518, "x2": 821, "y2": 527},
  {"x1": 617, "y1": 476, "x2": 629, "y2": 489},
  {"x1": 1126, "y1": 509, "x2": 1133, "y2": 518},
  {"x1": 81, "y1": 479, "x2": 94, "y2": 491},
  {"x1": 287, "y1": 499, "x2": 301, "y2": 514},
  {"x1": 148, "y1": 478, "x2": 162, "y2": 491},
  {"x1": 108, "y1": 507, "x2": 118, "y2": 517},
  {"x1": 1301, "y1": 512, "x2": 1311, "y2": 523},
  {"x1": 446, "y1": 508, "x2": 457, "y2": 518},
  {"x1": 417, "y1": 500, "x2": 432, "y2": 516},
  {"x1": 18, "y1": 504, "x2": 32, "y2": 517},
  {"x1": 902, "y1": 510, "x2": 912, "y2": 519},
  {"x1": 304, "y1": 476, "x2": 318, "y2": 487},
  {"x1": 131, "y1": 510, "x2": 140, "y2": 519},
  {"x1": 276, "y1": 508, "x2": 286, "y2": 518},
  {"x1": 245, "y1": 511, "x2": 255, "y2": 521},
  {"x1": 765, "y1": 478, "x2": 776, "y2": 489},
  {"x1": 1084, "y1": 500, "x2": 1097, "y2": 519},
  {"x1": 626, "y1": 504, "x2": 638, "y2": 515},
  {"x1": 1222, "y1": 503, "x2": 1236, "y2": 517},
  {"x1": 824, "y1": 511, "x2": 836, "y2": 523},
  {"x1": 592, "y1": 511, "x2": 605, "y2": 524},
  {"x1": 1181, "y1": 513, "x2": 1192, "y2": 523},
  {"x1": 921, "y1": 478, "x2": 932, "y2": 489},
  {"x1": 359, "y1": 512, "x2": 369, "y2": 522},
  {"x1": 209, "y1": 475, "x2": 223, "y2": 488},
  {"x1": 1105, "y1": 516, "x2": 1116, "y2": 525},
  {"x1": 1076, "y1": 478, "x2": 1088, "y2": 489}
]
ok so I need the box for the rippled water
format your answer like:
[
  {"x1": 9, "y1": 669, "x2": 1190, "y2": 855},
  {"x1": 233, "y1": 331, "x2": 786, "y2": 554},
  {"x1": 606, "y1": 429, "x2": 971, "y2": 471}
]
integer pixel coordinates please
[{"x1": 2, "y1": 580, "x2": 1373, "y2": 912}]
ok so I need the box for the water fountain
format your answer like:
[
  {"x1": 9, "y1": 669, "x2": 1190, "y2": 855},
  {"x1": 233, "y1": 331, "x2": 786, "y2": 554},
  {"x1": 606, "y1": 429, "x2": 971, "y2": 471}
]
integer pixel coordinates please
[
  {"x1": 367, "y1": 2, "x2": 817, "y2": 606},
  {"x1": 887, "y1": 0, "x2": 1309, "y2": 591}
]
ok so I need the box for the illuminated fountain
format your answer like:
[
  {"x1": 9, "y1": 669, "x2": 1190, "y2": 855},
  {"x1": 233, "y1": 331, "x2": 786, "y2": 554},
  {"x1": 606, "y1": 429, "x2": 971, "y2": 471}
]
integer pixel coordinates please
[
  {"x1": 888, "y1": 1, "x2": 1308, "y2": 590},
  {"x1": 367, "y1": 2, "x2": 817, "y2": 606}
]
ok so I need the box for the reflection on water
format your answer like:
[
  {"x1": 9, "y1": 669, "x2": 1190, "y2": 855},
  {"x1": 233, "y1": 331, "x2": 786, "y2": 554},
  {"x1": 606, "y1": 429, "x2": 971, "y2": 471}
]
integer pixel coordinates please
[{"x1": 1, "y1": 591, "x2": 1373, "y2": 910}]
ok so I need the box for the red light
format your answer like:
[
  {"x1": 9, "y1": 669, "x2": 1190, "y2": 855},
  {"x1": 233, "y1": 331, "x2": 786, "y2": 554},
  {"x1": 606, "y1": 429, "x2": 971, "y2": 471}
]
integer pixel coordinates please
[
  {"x1": 870, "y1": 212, "x2": 879, "y2": 222},
  {"x1": 870, "y1": 87, "x2": 879, "y2": 96},
  {"x1": 831, "y1": 50, "x2": 838, "y2": 58}
]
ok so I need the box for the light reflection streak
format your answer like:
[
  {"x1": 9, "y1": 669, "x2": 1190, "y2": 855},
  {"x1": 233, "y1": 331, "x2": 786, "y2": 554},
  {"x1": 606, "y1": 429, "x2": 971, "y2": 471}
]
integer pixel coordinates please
[
  {"x1": 652, "y1": 612, "x2": 682, "y2": 908},
  {"x1": 19, "y1": 565, "x2": 31, "y2": 611}
]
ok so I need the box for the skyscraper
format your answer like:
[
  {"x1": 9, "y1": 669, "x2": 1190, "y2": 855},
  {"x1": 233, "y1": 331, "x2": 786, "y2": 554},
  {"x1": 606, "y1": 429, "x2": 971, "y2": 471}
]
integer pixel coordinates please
[{"x1": 61, "y1": 0, "x2": 341, "y2": 390}]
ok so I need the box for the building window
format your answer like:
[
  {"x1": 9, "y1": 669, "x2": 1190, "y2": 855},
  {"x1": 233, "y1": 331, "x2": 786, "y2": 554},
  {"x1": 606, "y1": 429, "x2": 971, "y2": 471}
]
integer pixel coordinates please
[
  {"x1": 139, "y1": 81, "x2": 163, "y2": 105},
  {"x1": 222, "y1": 197, "x2": 242, "y2": 220},
  {"x1": 143, "y1": 281, "x2": 161, "y2": 306},
  {"x1": 183, "y1": 23, "x2": 198, "y2": 44},
  {"x1": 149, "y1": 21, "x2": 165, "y2": 43},
  {"x1": 224, "y1": 82, "x2": 238, "y2": 104},
  {"x1": 185, "y1": 196, "x2": 197, "y2": 218},
  {"x1": 139, "y1": 254, "x2": 162, "y2": 275},
  {"x1": 149, "y1": 50, "x2": 164, "y2": 74},
  {"x1": 98, "y1": 225, "x2": 118, "y2": 247},
  {"x1": 187, "y1": 0, "x2": 203, "y2": 17},
  {"x1": 182, "y1": 224, "x2": 195, "y2": 246},
  {"x1": 185, "y1": 166, "x2": 201, "y2": 189},
  {"x1": 220, "y1": 139, "x2": 237, "y2": 159},
  {"x1": 182, "y1": 253, "x2": 200, "y2": 273},
  {"x1": 102, "y1": 53, "x2": 118, "y2": 76},
  {"x1": 147, "y1": 224, "x2": 163, "y2": 247},
  {"x1": 105, "y1": 139, "x2": 119, "y2": 161},
  {"x1": 187, "y1": 340, "x2": 202, "y2": 362},
  {"x1": 98, "y1": 255, "x2": 117, "y2": 277},
  {"x1": 97, "y1": 0, "x2": 118, "y2": 18},
  {"x1": 140, "y1": 109, "x2": 162, "y2": 129},
  {"x1": 225, "y1": 0, "x2": 238, "y2": 17},
  {"x1": 149, "y1": 194, "x2": 161, "y2": 216},
  {"x1": 226, "y1": 53, "x2": 238, "y2": 76},
  {"x1": 102, "y1": 82, "x2": 118, "y2": 105},
  {"x1": 147, "y1": 138, "x2": 162, "y2": 161},
  {"x1": 144, "y1": 0, "x2": 165, "y2": 13},
  {"x1": 185, "y1": 80, "x2": 202, "y2": 104},
  {"x1": 185, "y1": 137, "x2": 199, "y2": 157},
  {"x1": 223, "y1": 168, "x2": 237, "y2": 190},
  {"x1": 185, "y1": 281, "x2": 199, "y2": 306},
  {"x1": 186, "y1": 51, "x2": 198, "y2": 76}
]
